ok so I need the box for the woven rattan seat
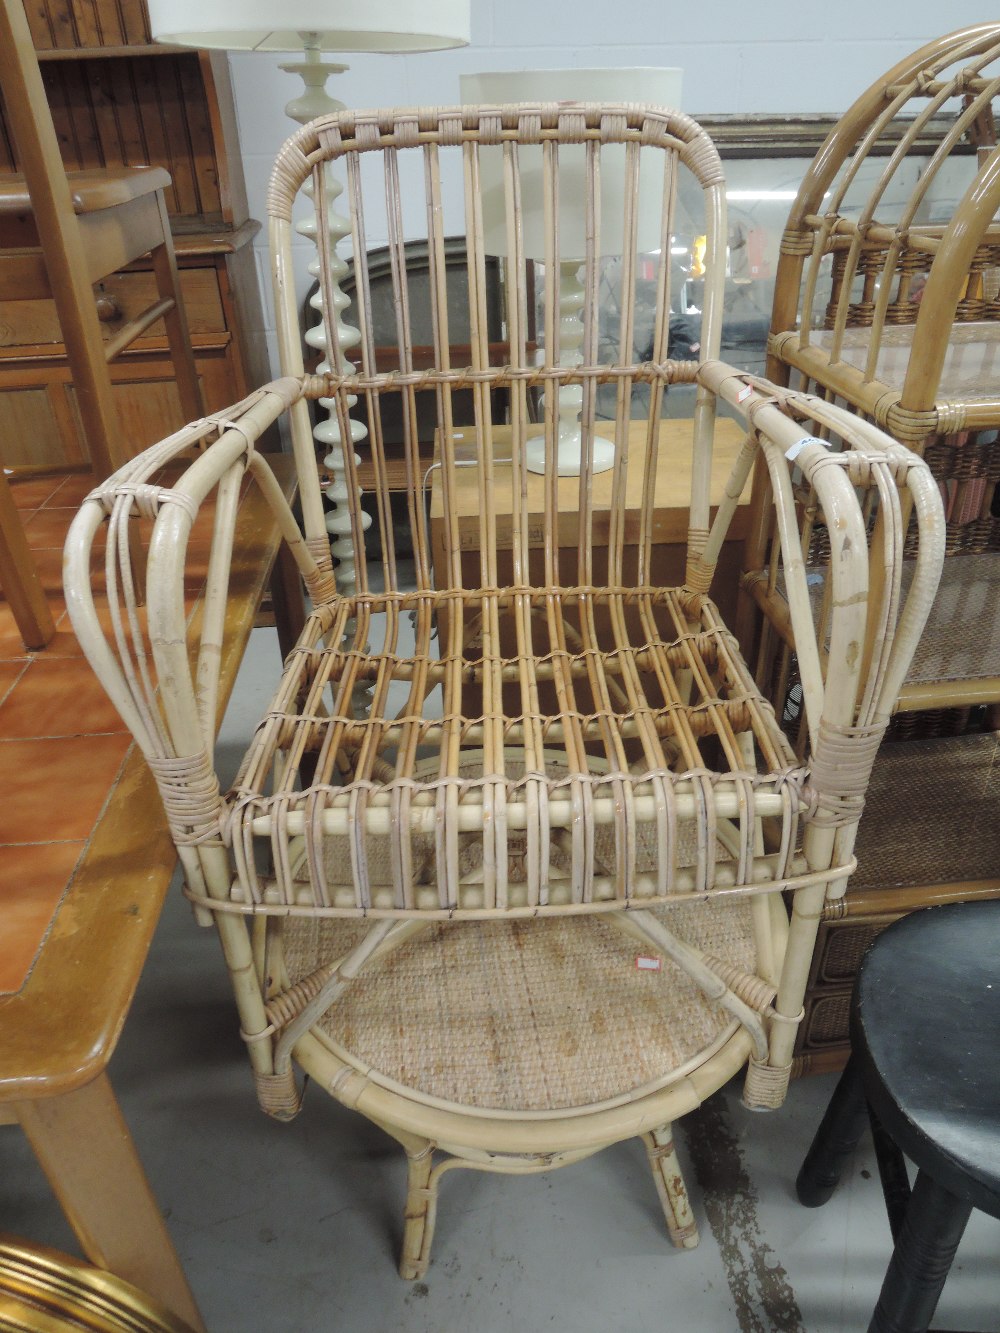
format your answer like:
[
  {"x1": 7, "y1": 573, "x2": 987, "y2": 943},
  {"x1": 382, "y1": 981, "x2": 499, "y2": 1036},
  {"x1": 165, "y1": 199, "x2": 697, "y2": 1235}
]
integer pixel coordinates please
[
  {"x1": 233, "y1": 586, "x2": 807, "y2": 914},
  {"x1": 289, "y1": 902, "x2": 756, "y2": 1114},
  {"x1": 66, "y1": 103, "x2": 944, "y2": 1280},
  {"x1": 289, "y1": 763, "x2": 757, "y2": 1115}
]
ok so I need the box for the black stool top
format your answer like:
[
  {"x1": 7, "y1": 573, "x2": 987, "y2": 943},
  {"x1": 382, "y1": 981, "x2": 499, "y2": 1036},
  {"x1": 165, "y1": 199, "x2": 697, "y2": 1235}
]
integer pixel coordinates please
[{"x1": 853, "y1": 900, "x2": 1000, "y2": 1218}]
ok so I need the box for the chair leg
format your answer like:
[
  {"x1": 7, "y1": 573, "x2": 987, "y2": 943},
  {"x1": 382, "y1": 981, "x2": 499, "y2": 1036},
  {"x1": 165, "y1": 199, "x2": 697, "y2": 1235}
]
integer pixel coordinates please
[
  {"x1": 796, "y1": 1053, "x2": 869, "y2": 1207},
  {"x1": 399, "y1": 1141, "x2": 438, "y2": 1281},
  {"x1": 869, "y1": 1102, "x2": 912, "y2": 1242},
  {"x1": 151, "y1": 193, "x2": 204, "y2": 424},
  {"x1": 868, "y1": 1169, "x2": 972, "y2": 1333},
  {"x1": 642, "y1": 1124, "x2": 699, "y2": 1249}
]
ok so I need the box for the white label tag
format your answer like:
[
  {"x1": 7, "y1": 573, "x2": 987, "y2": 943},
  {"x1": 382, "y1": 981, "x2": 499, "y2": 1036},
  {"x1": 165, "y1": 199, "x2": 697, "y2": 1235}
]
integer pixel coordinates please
[
  {"x1": 785, "y1": 435, "x2": 831, "y2": 462},
  {"x1": 636, "y1": 955, "x2": 662, "y2": 971},
  {"x1": 737, "y1": 383, "x2": 753, "y2": 403}
]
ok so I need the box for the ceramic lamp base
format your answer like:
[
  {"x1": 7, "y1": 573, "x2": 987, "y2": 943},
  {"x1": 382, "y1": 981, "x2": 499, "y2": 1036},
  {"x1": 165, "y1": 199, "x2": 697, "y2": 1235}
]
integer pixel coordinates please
[{"x1": 524, "y1": 429, "x2": 616, "y2": 477}]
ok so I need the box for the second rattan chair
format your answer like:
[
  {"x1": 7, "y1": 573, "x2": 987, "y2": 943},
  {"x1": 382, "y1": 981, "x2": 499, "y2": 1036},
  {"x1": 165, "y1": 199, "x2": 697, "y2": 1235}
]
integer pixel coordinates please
[
  {"x1": 761, "y1": 23, "x2": 1000, "y2": 720},
  {"x1": 65, "y1": 103, "x2": 944, "y2": 1279}
]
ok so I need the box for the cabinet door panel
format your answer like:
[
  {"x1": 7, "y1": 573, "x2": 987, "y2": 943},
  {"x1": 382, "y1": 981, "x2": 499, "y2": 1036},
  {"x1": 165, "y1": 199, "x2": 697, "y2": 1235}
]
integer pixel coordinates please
[{"x1": 0, "y1": 350, "x2": 233, "y2": 469}]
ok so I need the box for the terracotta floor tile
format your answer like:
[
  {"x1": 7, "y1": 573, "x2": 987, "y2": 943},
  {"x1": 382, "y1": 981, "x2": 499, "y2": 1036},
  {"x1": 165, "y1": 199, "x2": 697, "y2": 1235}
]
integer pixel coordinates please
[
  {"x1": 0, "y1": 610, "x2": 87, "y2": 661},
  {"x1": 0, "y1": 656, "x2": 126, "y2": 738},
  {"x1": 25, "y1": 506, "x2": 105, "y2": 551},
  {"x1": 26, "y1": 548, "x2": 69, "y2": 599},
  {"x1": 0, "y1": 603, "x2": 68, "y2": 660},
  {"x1": 0, "y1": 840, "x2": 86, "y2": 994},
  {"x1": 0, "y1": 661, "x2": 27, "y2": 704},
  {"x1": 0, "y1": 608, "x2": 32, "y2": 660},
  {"x1": 9, "y1": 478, "x2": 60, "y2": 510},
  {"x1": 0, "y1": 734, "x2": 130, "y2": 843},
  {"x1": 41, "y1": 474, "x2": 97, "y2": 508},
  {"x1": 17, "y1": 617, "x2": 86, "y2": 658}
]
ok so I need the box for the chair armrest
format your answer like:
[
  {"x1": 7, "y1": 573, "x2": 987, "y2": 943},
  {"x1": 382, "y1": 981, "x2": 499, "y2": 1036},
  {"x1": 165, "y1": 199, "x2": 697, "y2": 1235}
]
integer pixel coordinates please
[
  {"x1": 63, "y1": 378, "x2": 321, "y2": 844},
  {"x1": 698, "y1": 359, "x2": 945, "y2": 803}
]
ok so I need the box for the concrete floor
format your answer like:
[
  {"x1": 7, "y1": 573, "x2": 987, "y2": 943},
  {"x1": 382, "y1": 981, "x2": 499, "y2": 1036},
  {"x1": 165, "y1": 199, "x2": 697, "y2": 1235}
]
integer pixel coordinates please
[{"x1": 4, "y1": 628, "x2": 999, "y2": 1332}]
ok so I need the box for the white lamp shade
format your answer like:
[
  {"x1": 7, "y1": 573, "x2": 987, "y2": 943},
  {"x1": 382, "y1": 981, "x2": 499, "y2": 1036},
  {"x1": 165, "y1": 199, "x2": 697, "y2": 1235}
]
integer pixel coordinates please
[
  {"x1": 460, "y1": 69, "x2": 683, "y2": 259},
  {"x1": 147, "y1": 0, "x2": 470, "y2": 52}
]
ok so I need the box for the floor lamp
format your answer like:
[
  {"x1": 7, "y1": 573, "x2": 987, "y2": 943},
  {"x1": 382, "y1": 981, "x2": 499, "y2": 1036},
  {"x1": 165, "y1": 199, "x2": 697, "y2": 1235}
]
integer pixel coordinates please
[
  {"x1": 461, "y1": 69, "x2": 683, "y2": 476},
  {"x1": 147, "y1": 1, "x2": 470, "y2": 596}
]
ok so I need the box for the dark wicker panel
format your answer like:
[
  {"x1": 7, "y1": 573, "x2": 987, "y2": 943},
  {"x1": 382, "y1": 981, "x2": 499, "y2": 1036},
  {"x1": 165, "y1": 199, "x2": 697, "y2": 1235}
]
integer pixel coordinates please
[
  {"x1": 815, "y1": 920, "x2": 888, "y2": 986},
  {"x1": 854, "y1": 732, "x2": 1000, "y2": 892},
  {"x1": 801, "y1": 991, "x2": 853, "y2": 1049}
]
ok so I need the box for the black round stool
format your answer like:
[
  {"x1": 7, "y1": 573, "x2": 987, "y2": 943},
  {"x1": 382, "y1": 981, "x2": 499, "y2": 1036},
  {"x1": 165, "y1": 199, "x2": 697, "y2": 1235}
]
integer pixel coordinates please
[{"x1": 797, "y1": 900, "x2": 1000, "y2": 1332}]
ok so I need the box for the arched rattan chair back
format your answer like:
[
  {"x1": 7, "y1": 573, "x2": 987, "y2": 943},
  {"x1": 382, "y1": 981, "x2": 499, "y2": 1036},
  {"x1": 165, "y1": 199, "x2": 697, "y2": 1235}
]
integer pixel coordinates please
[{"x1": 268, "y1": 103, "x2": 728, "y2": 596}]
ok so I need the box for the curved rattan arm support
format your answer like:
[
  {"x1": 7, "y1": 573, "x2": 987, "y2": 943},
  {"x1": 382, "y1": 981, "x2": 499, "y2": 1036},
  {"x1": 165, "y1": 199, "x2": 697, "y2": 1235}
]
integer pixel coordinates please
[
  {"x1": 65, "y1": 379, "x2": 324, "y2": 800},
  {"x1": 700, "y1": 365, "x2": 866, "y2": 736},
  {"x1": 700, "y1": 362, "x2": 944, "y2": 740},
  {"x1": 697, "y1": 363, "x2": 944, "y2": 1105},
  {"x1": 64, "y1": 379, "x2": 329, "y2": 1097},
  {"x1": 772, "y1": 395, "x2": 946, "y2": 721},
  {"x1": 902, "y1": 145, "x2": 1000, "y2": 414},
  {"x1": 781, "y1": 26, "x2": 1000, "y2": 234}
]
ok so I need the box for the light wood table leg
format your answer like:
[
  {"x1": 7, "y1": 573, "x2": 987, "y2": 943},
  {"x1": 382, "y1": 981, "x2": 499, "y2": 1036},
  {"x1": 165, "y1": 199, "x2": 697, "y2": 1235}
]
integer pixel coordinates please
[
  {"x1": 270, "y1": 539, "x2": 307, "y2": 661},
  {"x1": 12, "y1": 1073, "x2": 206, "y2": 1333},
  {"x1": 152, "y1": 193, "x2": 205, "y2": 426},
  {"x1": 0, "y1": 469, "x2": 55, "y2": 650}
]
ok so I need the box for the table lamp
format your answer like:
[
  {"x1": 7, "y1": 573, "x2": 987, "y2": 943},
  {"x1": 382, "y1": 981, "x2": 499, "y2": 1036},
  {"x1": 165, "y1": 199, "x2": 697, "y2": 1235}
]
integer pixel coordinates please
[
  {"x1": 461, "y1": 68, "x2": 682, "y2": 476},
  {"x1": 147, "y1": 1, "x2": 470, "y2": 595}
]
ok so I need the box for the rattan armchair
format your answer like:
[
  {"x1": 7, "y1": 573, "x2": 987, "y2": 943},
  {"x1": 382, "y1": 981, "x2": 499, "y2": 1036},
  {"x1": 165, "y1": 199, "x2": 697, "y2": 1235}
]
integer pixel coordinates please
[
  {"x1": 64, "y1": 104, "x2": 944, "y2": 1279},
  {"x1": 761, "y1": 23, "x2": 1000, "y2": 721}
]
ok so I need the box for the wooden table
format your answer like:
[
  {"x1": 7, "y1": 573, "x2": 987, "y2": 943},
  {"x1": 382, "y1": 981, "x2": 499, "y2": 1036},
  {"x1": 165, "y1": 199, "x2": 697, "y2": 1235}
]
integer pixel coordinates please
[
  {"x1": 429, "y1": 416, "x2": 751, "y2": 613},
  {"x1": 0, "y1": 458, "x2": 300, "y2": 1331}
]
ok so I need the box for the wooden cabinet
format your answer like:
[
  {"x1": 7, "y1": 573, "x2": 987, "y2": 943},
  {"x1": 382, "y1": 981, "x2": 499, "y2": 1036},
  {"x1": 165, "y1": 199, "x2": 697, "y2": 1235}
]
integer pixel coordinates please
[{"x1": 0, "y1": 0, "x2": 270, "y2": 468}]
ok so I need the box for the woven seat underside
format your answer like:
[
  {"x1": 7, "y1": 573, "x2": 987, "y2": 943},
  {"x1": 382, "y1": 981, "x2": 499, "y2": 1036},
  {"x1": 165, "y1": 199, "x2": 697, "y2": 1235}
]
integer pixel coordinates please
[
  {"x1": 284, "y1": 899, "x2": 757, "y2": 1114},
  {"x1": 227, "y1": 586, "x2": 811, "y2": 915}
]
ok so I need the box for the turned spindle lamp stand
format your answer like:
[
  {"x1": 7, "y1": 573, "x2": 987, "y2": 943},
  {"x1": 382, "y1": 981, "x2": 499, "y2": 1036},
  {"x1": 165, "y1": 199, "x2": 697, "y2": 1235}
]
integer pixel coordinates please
[{"x1": 148, "y1": 1, "x2": 470, "y2": 595}]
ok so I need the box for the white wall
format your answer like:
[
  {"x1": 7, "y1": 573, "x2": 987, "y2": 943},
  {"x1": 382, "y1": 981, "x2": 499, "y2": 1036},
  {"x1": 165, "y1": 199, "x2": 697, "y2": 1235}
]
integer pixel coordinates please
[{"x1": 227, "y1": 1, "x2": 992, "y2": 369}]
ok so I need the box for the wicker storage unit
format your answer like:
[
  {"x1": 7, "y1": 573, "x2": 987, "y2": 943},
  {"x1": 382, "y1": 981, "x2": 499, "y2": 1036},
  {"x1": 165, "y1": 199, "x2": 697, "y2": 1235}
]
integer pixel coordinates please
[{"x1": 744, "y1": 27, "x2": 1000, "y2": 1072}]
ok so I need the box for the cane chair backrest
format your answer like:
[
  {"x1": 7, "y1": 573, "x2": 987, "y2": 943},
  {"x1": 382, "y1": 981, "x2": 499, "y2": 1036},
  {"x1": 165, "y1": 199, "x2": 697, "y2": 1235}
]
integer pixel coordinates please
[
  {"x1": 768, "y1": 23, "x2": 1000, "y2": 449},
  {"x1": 338, "y1": 238, "x2": 505, "y2": 471},
  {"x1": 270, "y1": 104, "x2": 727, "y2": 598}
]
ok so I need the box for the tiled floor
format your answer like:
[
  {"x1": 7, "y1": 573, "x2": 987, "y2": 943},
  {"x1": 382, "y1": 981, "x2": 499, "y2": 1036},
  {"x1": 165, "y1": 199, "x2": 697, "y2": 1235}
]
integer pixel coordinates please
[{"x1": 2, "y1": 569, "x2": 999, "y2": 1328}]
